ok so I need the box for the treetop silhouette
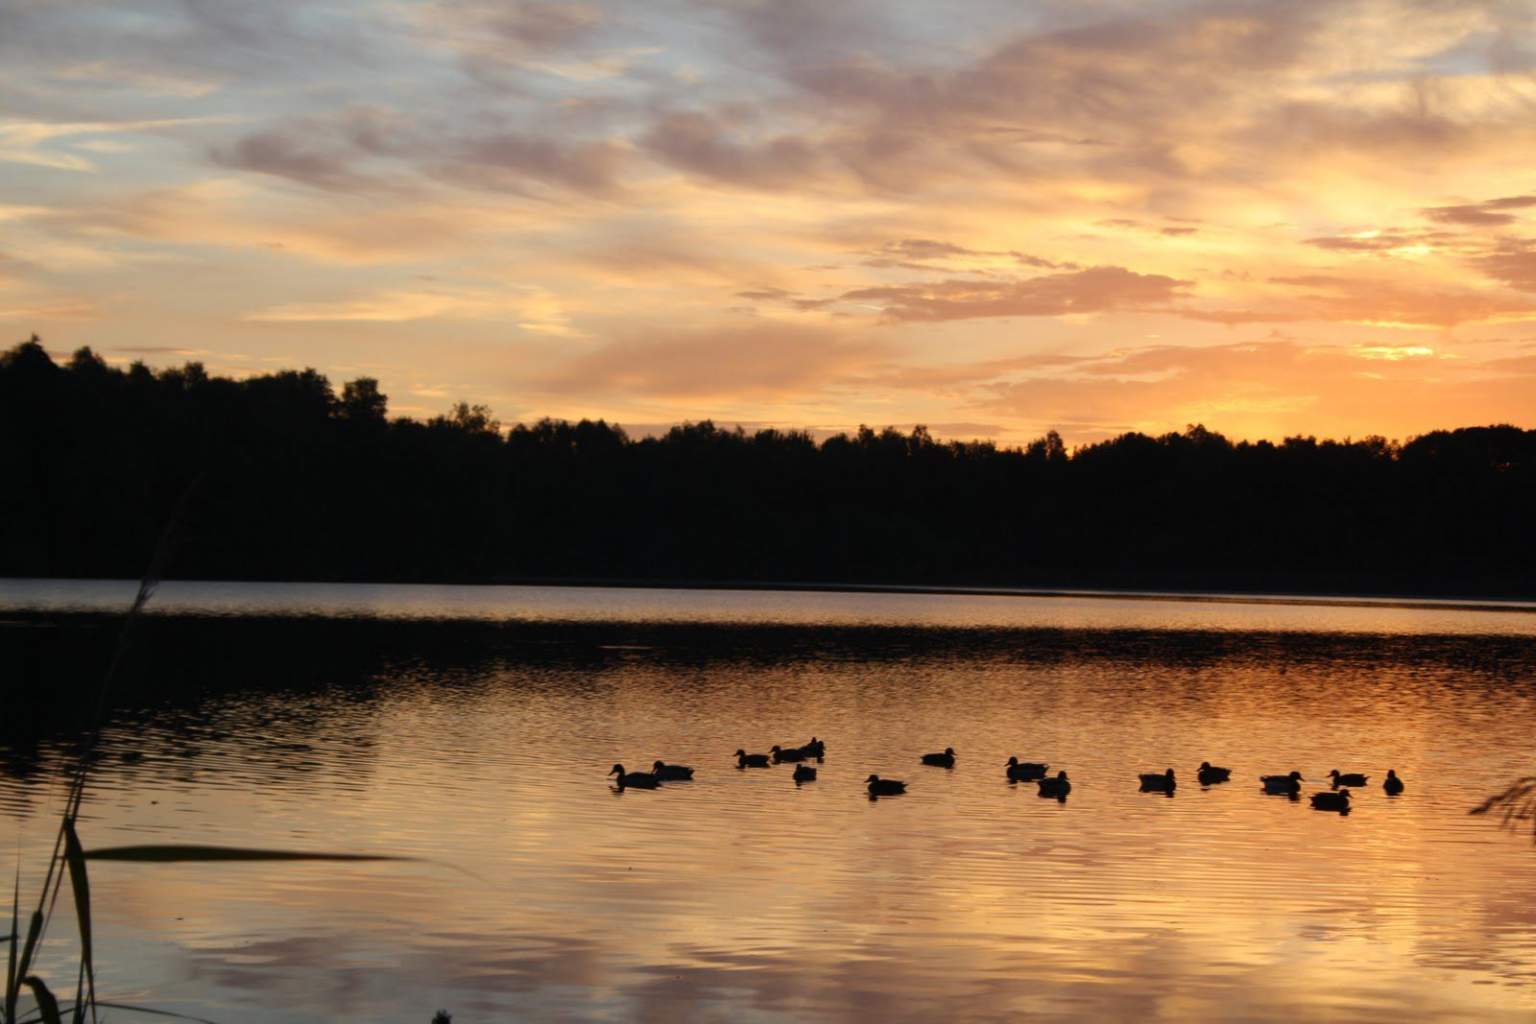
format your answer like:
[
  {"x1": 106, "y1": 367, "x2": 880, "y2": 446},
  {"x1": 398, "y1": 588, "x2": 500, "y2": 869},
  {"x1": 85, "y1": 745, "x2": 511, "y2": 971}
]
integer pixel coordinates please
[{"x1": 2, "y1": 337, "x2": 1531, "y2": 594}]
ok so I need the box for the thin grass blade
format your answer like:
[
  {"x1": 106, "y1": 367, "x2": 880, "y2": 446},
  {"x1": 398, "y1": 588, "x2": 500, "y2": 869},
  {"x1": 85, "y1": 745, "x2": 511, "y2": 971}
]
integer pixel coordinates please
[
  {"x1": 15, "y1": 1003, "x2": 223, "y2": 1024},
  {"x1": 83, "y1": 846, "x2": 418, "y2": 865},
  {"x1": 61, "y1": 821, "x2": 93, "y2": 1024},
  {"x1": 7, "y1": 872, "x2": 19, "y2": 1017},
  {"x1": 10, "y1": 909, "x2": 45, "y2": 1021},
  {"x1": 85, "y1": 1001, "x2": 224, "y2": 1023},
  {"x1": 21, "y1": 976, "x2": 62, "y2": 1024}
]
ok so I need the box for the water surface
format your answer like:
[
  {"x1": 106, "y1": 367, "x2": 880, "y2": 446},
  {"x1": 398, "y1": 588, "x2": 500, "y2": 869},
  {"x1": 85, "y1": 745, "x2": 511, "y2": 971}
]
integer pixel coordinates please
[{"x1": 4, "y1": 582, "x2": 1536, "y2": 1022}]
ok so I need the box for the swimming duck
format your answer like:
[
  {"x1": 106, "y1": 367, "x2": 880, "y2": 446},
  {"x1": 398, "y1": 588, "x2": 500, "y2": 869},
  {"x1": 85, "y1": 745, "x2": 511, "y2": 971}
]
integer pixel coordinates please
[
  {"x1": 1139, "y1": 768, "x2": 1177, "y2": 793},
  {"x1": 921, "y1": 747, "x2": 957, "y2": 768},
  {"x1": 610, "y1": 764, "x2": 660, "y2": 790},
  {"x1": 771, "y1": 744, "x2": 808, "y2": 763},
  {"x1": 1197, "y1": 761, "x2": 1231, "y2": 785},
  {"x1": 1260, "y1": 771, "x2": 1303, "y2": 795},
  {"x1": 793, "y1": 764, "x2": 817, "y2": 784},
  {"x1": 1310, "y1": 789, "x2": 1351, "y2": 812},
  {"x1": 1329, "y1": 769, "x2": 1369, "y2": 788},
  {"x1": 736, "y1": 749, "x2": 771, "y2": 768},
  {"x1": 1006, "y1": 757, "x2": 1049, "y2": 782},
  {"x1": 1383, "y1": 769, "x2": 1405, "y2": 796},
  {"x1": 866, "y1": 774, "x2": 906, "y2": 796},
  {"x1": 1037, "y1": 770, "x2": 1072, "y2": 798},
  {"x1": 651, "y1": 760, "x2": 694, "y2": 781}
]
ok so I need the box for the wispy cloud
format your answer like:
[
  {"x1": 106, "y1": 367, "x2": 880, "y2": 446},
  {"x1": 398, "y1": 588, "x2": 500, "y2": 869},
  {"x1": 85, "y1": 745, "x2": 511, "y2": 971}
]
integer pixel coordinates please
[
  {"x1": 0, "y1": 116, "x2": 236, "y2": 171},
  {"x1": 833, "y1": 267, "x2": 1190, "y2": 322},
  {"x1": 1423, "y1": 194, "x2": 1536, "y2": 226},
  {"x1": 536, "y1": 322, "x2": 886, "y2": 399},
  {"x1": 247, "y1": 286, "x2": 578, "y2": 332}
]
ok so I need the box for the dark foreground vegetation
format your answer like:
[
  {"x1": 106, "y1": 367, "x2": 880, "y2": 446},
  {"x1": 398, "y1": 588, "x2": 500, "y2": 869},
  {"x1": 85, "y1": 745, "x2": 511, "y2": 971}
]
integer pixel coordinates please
[{"x1": 3, "y1": 336, "x2": 1533, "y2": 595}]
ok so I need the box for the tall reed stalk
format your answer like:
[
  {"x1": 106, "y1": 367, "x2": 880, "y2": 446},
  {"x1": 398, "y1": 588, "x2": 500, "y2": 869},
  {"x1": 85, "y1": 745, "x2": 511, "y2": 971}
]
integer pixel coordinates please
[{"x1": 4, "y1": 492, "x2": 416, "y2": 1024}]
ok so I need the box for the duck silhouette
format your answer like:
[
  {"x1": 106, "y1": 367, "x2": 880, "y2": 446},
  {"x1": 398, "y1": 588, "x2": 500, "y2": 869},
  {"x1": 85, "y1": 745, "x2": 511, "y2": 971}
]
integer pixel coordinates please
[
  {"x1": 866, "y1": 774, "x2": 906, "y2": 796},
  {"x1": 1383, "y1": 769, "x2": 1405, "y2": 796},
  {"x1": 1260, "y1": 771, "x2": 1303, "y2": 796},
  {"x1": 1311, "y1": 789, "x2": 1351, "y2": 812},
  {"x1": 1139, "y1": 768, "x2": 1176, "y2": 794},
  {"x1": 793, "y1": 764, "x2": 817, "y2": 784},
  {"x1": 610, "y1": 764, "x2": 660, "y2": 790},
  {"x1": 921, "y1": 747, "x2": 956, "y2": 768},
  {"x1": 1005, "y1": 757, "x2": 1049, "y2": 782},
  {"x1": 1197, "y1": 761, "x2": 1231, "y2": 785},
  {"x1": 1329, "y1": 769, "x2": 1369, "y2": 788},
  {"x1": 736, "y1": 749, "x2": 771, "y2": 768},
  {"x1": 771, "y1": 744, "x2": 808, "y2": 763},
  {"x1": 803, "y1": 737, "x2": 826, "y2": 758},
  {"x1": 651, "y1": 760, "x2": 694, "y2": 781},
  {"x1": 1037, "y1": 770, "x2": 1071, "y2": 799}
]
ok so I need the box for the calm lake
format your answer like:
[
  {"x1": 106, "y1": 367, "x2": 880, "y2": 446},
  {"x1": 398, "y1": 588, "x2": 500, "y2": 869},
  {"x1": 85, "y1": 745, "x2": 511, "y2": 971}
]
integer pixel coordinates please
[{"x1": 4, "y1": 580, "x2": 1536, "y2": 1022}]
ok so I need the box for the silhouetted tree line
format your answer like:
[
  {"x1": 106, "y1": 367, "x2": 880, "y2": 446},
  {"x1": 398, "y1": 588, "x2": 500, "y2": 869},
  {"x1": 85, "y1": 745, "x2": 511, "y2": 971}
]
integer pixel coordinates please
[{"x1": 3, "y1": 336, "x2": 1533, "y2": 594}]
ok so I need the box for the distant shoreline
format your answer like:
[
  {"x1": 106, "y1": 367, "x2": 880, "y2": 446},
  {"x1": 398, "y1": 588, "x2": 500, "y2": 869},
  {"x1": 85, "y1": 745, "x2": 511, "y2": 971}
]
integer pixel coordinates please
[
  {"x1": 3, "y1": 575, "x2": 1534, "y2": 616},
  {"x1": 483, "y1": 577, "x2": 1536, "y2": 614}
]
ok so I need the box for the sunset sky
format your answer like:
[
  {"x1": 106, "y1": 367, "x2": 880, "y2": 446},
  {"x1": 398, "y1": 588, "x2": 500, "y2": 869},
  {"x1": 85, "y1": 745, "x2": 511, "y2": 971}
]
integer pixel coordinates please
[{"x1": 3, "y1": 0, "x2": 1535, "y2": 443}]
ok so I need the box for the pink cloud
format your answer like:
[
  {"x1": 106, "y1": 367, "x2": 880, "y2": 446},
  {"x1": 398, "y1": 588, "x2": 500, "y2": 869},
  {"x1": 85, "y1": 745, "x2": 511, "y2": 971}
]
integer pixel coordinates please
[
  {"x1": 535, "y1": 322, "x2": 887, "y2": 399},
  {"x1": 838, "y1": 266, "x2": 1190, "y2": 321},
  {"x1": 1476, "y1": 241, "x2": 1536, "y2": 292},
  {"x1": 1183, "y1": 274, "x2": 1536, "y2": 327},
  {"x1": 1423, "y1": 194, "x2": 1536, "y2": 226}
]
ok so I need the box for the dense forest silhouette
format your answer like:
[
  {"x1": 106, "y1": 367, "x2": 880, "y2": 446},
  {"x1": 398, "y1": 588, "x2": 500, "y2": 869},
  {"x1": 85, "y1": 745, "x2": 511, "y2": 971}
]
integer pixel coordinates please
[{"x1": 2, "y1": 336, "x2": 1532, "y2": 595}]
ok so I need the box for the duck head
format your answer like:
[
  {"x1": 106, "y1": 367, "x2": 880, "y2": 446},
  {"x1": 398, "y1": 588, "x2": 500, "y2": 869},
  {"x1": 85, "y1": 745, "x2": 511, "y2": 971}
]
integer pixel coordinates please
[
  {"x1": 735, "y1": 749, "x2": 747, "y2": 758},
  {"x1": 1006, "y1": 756, "x2": 1019, "y2": 767},
  {"x1": 1057, "y1": 770, "x2": 1069, "y2": 780},
  {"x1": 1199, "y1": 761, "x2": 1211, "y2": 770},
  {"x1": 1328, "y1": 769, "x2": 1341, "y2": 780},
  {"x1": 609, "y1": 764, "x2": 625, "y2": 776},
  {"x1": 866, "y1": 774, "x2": 881, "y2": 783},
  {"x1": 1290, "y1": 771, "x2": 1304, "y2": 781},
  {"x1": 652, "y1": 760, "x2": 665, "y2": 771}
]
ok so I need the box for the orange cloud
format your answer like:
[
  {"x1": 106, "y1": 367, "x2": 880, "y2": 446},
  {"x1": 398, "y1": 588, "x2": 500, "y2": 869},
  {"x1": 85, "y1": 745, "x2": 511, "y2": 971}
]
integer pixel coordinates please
[
  {"x1": 1477, "y1": 241, "x2": 1536, "y2": 293},
  {"x1": 835, "y1": 267, "x2": 1191, "y2": 322},
  {"x1": 536, "y1": 322, "x2": 887, "y2": 399},
  {"x1": 1423, "y1": 195, "x2": 1536, "y2": 227},
  {"x1": 1184, "y1": 275, "x2": 1536, "y2": 328}
]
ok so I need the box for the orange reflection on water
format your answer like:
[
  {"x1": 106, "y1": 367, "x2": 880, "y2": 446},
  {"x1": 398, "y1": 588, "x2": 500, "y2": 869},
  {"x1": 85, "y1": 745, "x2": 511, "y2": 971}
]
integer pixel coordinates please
[{"x1": 5, "y1": 594, "x2": 1536, "y2": 1022}]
